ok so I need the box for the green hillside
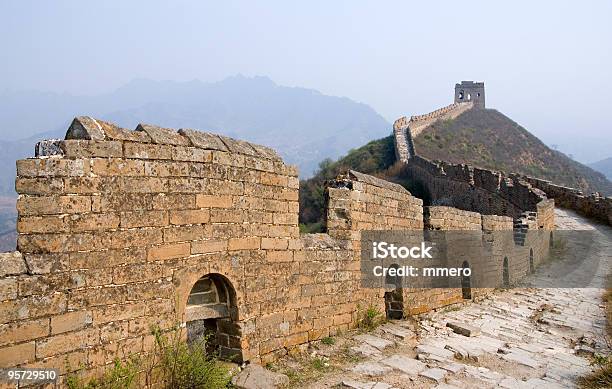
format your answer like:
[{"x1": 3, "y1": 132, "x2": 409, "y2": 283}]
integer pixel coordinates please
[
  {"x1": 299, "y1": 108, "x2": 612, "y2": 230},
  {"x1": 414, "y1": 108, "x2": 611, "y2": 195}
]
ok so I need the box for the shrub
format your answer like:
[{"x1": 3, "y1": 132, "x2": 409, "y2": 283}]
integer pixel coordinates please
[
  {"x1": 358, "y1": 305, "x2": 384, "y2": 331},
  {"x1": 66, "y1": 327, "x2": 232, "y2": 389}
]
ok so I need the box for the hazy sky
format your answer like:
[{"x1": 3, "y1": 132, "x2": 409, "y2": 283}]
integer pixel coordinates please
[{"x1": 1, "y1": 0, "x2": 611, "y2": 162}]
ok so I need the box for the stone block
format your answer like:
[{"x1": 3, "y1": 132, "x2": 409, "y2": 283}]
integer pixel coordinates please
[
  {"x1": 0, "y1": 341, "x2": 35, "y2": 367},
  {"x1": 0, "y1": 252, "x2": 27, "y2": 276},
  {"x1": 136, "y1": 124, "x2": 190, "y2": 146},
  {"x1": 228, "y1": 237, "x2": 260, "y2": 251},
  {"x1": 169, "y1": 209, "x2": 210, "y2": 225},
  {"x1": 15, "y1": 177, "x2": 64, "y2": 195},
  {"x1": 60, "y1": 140, "x2": 123, "y2": 158},
  {"x1": 65, "y1": 116, "x2": 106, "y2": 140},
  {"x1": 0, "y1": 279, "x2": 18, "y2": 300},
  {"x1": 196, "y1": 194, "x2": 233, "y2": 208},
  {"x1": 124, "y1": 142, "x2": 172, "y2": 160},
  {"x1": 17, "y1": 195, "x2": 91, "y2": 216},
  {"x1": 147, "y1": 242, "x2": 190, "y2": 261},
  {"x1": 50, "y1": 310, "x2": 93, "y2": 334},
  {"x1": 0, "y1": 318, "x2": 49, "y2": 346},
  {"x1": 36, "y1": 328, "x2": 99, "y2": 358}
]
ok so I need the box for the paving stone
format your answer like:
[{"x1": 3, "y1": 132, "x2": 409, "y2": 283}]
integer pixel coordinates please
[
  {"x1": 351, "y1": 343, "x2": 382, "y2": 357},
  {"x1": 501, "y1": 352, "x2": 540, "y2": 368},
  {"x1": 419, "y1": 368, "x2": 447, "y2": 383},
  {"x1": 380, "y1": 355, "x2": 426, "y2": 375},
  {"x1": 354, "y1": 334, "x2": 394, "y2": 350},
  {"x1": 341, "y1": 379, "x2": 391, "y2": 389},
  {"x1": 231, "y1": 364, "x2": 289, "y2": 389},
  {"x1": 446, "y1": 321, "x2": 481, "y2": 337},
  {"x1": 416, "y1": 344, "x2": 454, "y2": 359},
  {"x1": 440, "y1": 362, "x2": 465, "y2": 374},
  {"x1": 352, "y1": 362, "x2": 392, "y2": 377},
  {"x1": 379, "y1": 323, "x2": 415, "y2": 340}
]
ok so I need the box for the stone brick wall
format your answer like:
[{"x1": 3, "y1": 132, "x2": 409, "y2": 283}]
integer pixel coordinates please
[
  {"x1": 523, "y1": 176, "x2": 612, "y2": 226},
  {"x1": 392, "y1": 102, "x2": 472, "y2": 163},
  {"x1": 405, "y1": 155, "x2": 549, "y2": 221},
  {"x1": 0, "y1": 116, "x2": 556, "y2": 382}
]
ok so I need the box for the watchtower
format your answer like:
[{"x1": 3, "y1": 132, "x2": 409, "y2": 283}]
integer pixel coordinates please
[{"x1": 454, "y1": 81, "x2": 485, "y2": 108}]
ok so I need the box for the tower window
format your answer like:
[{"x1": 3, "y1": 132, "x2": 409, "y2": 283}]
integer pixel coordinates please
[{"x1": 458, "y1": 91, "x2": 464, "y2": 100}]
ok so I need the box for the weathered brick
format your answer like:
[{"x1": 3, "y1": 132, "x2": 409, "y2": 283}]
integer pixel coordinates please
[
  {"x1": 91, "y1": 302, "x2": 147, "y2": 324},
  {"x1": 122, "y1": 177, "x2": 168, "y2": 193},
  {"x1": 69, "y1": 247, "x2": 145, "y2": 269},
  {"x1": 60, "y1": 140, "x2": 123, "y2": 158},
  {"x1": 163, "y1": 225, "x2": 207, "y2": 243},
  {"x1": 0, "y1": 293, "x2": 67, "y2": 323},
  {"x1": 169, "y1": 209, "x2": 210, "y2": 225},
  {"x1": 124, "y1": 142, "x2": 172, "y2": 160},
  {"x1": 210, "y1": 209, "x2": 243, "y2": 223},
  {"x1": 152, "y1": 193, "x2": 196, "y2": 210},
  {"x1": 172, "y1": 146, "x2": 213, "y2": 162},
  {"x1": 0, "y1": 279, "x2": 18, "y2": 300},
  {"x1": 178, "y1": 129, "x2": 228, "y2": 151},
  {"x1": 113, "y1": 263, "x2": 165, "y2": 284},
  {"x1": 50, "y1": 310, "x2": 93, "y2": 334},
  {"x1": 17, "y1": 215, "x2": 67, "y2": 234},
  {"x1": 24, "y1": 254, "x2": 69, "y2": 274},
  {"x1": 94, "y1": 193, "x2": 153, "y2": 212},
  {"x1": 17, "y1": 195, "x2": 91, "y2": 216},
  {"x1": 18, "y1": 273, "x2": 85, "y2": 296},
  {"x1": 68, "y1": 286, "x2": 127, "y2": 309},
  {"x1": 147, "y1": 242, "x2": 190, "y2": 260},
  {"x1": 120, "y1": 210, "x2": 168, "y2": 228},
  {"x1": 196, "y1": 194, "x2": 233, "y2": 208},
  {"x1": 228, "y1": 237, "x2": 260, "y2": 251},
  {"x1": 15, "y1": 177, "x2": 64, "y2": 195},
  {"x1": 191, "y1": 239, "x2": 228, "y2": 254},
  {"x1": 0, "y1": 252, "x2": 27, "y2": 276},
  {"x1": 91, "y1": 158, "x2": 145, "y2": 176},
  {"x1": 36, "y1": 328, "x2": 99, "y2": 358},
  {"x1": 0, "y1": 318, "x2": 49, "y2": 346},
  {"x1": 0, "y1": 341, "x2": 35, "y2": 366},
  {"x1": 17, "y1": 158, "x2": 89, "y2": 177},
  {"x1": 68, "y1": 213, "x2": 121, "y2": 232},
  {"x1": 136, "y1": 124, "x2": 190, "y2": 146},
  {"x1": 63, "y1": 177, "x2": 120, "y2": 194},
  {"x1": 100, "y1": 321, "x2": 129, "y2": 343}
]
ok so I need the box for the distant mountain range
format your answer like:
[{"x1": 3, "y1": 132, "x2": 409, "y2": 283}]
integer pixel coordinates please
[
  {"x1": 0, "y1": 75, "x2": 391, "y2": 195},
  {"x1": 588, "y1": 157, "x2": 612, "y2": 181}
]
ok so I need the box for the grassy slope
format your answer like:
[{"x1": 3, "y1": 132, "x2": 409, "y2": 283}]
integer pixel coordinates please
[
  {"x1": 413, "y1": 108, "x2": 612, "y2": 195},
  {"x1": 299, "y1": 135, "x2": 397, "y2": 230},
  {"x1": 299, "y1": 108, "x2": 612, "y2": 228}
]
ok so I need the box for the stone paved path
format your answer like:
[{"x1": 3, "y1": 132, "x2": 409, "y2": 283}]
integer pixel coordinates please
[{"x1": 306, "y1": 209, "x2": 611, "y2": 388}]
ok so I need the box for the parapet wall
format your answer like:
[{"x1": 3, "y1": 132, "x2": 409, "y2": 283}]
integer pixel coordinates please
[
  {"x1": 406, "y1": 155, "x2": 554, "y2": 227},
  {"x1": 392, "y1": 102, "x2": 473, "y2": 163},
  {"x1": 523, "y1": 176, "x2": 612, "y2": 225}
]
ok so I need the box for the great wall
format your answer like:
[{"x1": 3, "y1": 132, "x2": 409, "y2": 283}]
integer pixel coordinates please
[{"x1": 0, "y1": 82, "x2": 610, "y2": 385}]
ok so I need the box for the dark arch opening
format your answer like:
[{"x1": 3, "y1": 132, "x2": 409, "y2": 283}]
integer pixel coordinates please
[
  {"x1": 502, "y1": 257, "x2": 510, "y2": 287},
  {"x1": 185, "y1": 273, "x2": 242, "y2": 362},
  {"x1": 384, "y1": 264, "x2": 404, "y2": 320},
  {"x1": 529, "y1": 248, "x2": 534, "y2": 274},
  {"x1": 549, "y1": 231, "x2": 554, "y2": 248},
  {"x1": 461, "y1": 261, "x2": 471, "y2": 299}
]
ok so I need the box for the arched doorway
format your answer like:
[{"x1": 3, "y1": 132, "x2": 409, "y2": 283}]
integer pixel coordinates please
[
  {"x1": 185, "y1": 274, "x2": 242, "y2": 362},
  {"x1": 384, "y1": 264, "x2": 404, "y2": 319},
  {"x1": 549, "y1": 231, "x2": 554, "y2": 248},
  {"x1": 502, "y1": 257, "x2": 510, "y2": 287},
  {"x1": 461, "y1": 261, "x2": 471, "y2": 299},
  {"x1": 529, "y1": 248, "x2": 534, "y2": 274}
]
